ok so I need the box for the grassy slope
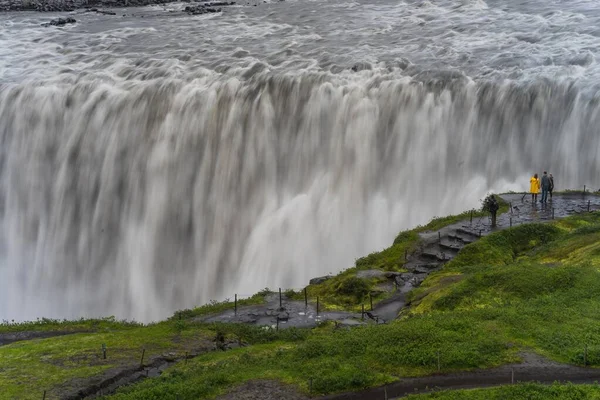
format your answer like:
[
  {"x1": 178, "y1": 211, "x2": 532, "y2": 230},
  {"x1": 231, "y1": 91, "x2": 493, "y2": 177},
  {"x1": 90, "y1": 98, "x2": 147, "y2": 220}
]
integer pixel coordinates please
[
  {"x1": 0, "y1": 322, "x2": 217, "y2": 399},
  {"x1": 302, "y1": 196, "x2": 509, "y2": 311},
  {"x1": 6, "y1": 197, "x2": 600, "y2": 400},
  {"x1": 103, "y1": 211, "x2": 600, "y2": 399}
]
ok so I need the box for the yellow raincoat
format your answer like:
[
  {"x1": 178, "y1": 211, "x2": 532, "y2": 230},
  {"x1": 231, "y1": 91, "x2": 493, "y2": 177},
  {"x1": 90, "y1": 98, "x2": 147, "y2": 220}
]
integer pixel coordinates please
[{"x1": 530, "y1": 176, "x2": 540, "y2": 194}]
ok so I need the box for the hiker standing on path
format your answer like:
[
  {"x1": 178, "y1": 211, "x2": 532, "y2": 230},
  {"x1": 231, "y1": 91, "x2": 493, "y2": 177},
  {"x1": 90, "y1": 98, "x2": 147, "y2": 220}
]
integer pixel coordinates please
[
  {"x1": 549, "y1": 174, "x2": 554, "y2": 199},
  {"x1": 530, "y1": 173, "x2": 540, "y2": 203},
  {"x1": 541, "y1": 171, "x2": 551, "y2": 204}
]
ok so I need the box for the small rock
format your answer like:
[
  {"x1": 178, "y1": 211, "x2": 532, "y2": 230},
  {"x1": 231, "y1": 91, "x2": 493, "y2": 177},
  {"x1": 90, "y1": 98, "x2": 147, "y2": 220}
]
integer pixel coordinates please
[{"x1": 309, "y1": 276, "x2": 331, "y2": 285}]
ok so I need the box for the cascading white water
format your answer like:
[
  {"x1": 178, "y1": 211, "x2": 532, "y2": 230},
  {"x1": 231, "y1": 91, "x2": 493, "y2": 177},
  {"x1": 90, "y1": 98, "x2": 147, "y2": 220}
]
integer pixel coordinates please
[
  {"x1": 0, "y1": 72, "x2": 597, "y2": 322},
  {"x1": 3, "y1": 0, "x2": 600, "y2": 322}
]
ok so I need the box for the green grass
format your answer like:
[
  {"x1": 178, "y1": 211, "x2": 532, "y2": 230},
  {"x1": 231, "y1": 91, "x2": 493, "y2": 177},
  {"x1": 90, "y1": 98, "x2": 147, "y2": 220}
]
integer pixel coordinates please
[
  {"x1": 405, "y1": 382, "x2": 600, "y2": 399},
  {"x1": 0, "y1": 322, "x2": 215, "y2": 399},
  {"x1": 0, "y1": 316, "x2": 142, "y2": 334},
  {"x1": 105, "y1": 315, "x2": 514, "y2": 400},
  {"x1": 100, "y1": 211, "x2": 600, "y2": 399},
  {"x1": 5, "y1": 197, "x2": 600, "y2": 400}
]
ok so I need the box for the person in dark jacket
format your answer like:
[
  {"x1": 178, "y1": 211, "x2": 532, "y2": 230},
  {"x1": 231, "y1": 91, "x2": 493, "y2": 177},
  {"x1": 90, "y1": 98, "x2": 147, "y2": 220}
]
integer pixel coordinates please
[
  {"x1": 549, "y1": 174, "x2": 554, "y2": 199},
  {"x1": 540, "y1": 171, "x2": 551, "y2": 203}
]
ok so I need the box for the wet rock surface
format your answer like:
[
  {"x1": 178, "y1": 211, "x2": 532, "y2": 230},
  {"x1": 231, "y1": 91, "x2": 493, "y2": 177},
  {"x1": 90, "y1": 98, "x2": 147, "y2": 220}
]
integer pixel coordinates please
[
  {"x1": 0, "y1": 0, "x2": 236, "y2": 12},
  {"x1": 41, "y1": 16, "x2": 76, "y2": 26},
  {"x1": 184, "y1": 4, "x2": 222, "y2": 14},
  {"x1": 196, "y1": 293, "x2": 367, "y2": 329}
]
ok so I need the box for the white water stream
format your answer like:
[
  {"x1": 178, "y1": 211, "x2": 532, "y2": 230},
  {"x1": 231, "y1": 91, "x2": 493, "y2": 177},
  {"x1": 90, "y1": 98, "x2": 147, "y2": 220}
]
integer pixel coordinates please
[{"x1": 1, "y1": 0, "x2": 599, "y2": 321}]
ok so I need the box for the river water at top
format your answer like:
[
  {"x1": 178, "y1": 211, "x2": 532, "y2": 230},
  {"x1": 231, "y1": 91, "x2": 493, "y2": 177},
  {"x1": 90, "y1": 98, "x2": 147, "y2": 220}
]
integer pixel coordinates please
[
  {"x1": 2, "y1": 0, "x2": 600, "y2": 85},
  {"x1": 1, "y1": 0, "x2": 599, "y2": 322}
]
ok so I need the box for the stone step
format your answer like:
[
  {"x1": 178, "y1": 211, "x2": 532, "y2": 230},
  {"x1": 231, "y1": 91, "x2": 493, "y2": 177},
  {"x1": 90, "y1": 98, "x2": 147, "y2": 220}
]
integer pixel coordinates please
[
  {"x1": 456, "y1": 227, "x2": 483, "y2": 238},
  {"x1": 420, "y1": 251, "x2": 451, "y2": 262},
  {"x1": 405, "y1": 263, "x2": 440, "y2": 274},
  {"x1": 447, "y1": 233, "x2": 474, "y2": 244},
  {"x1": 439, "y1": 241, "x2": 462, "y2": 251}
]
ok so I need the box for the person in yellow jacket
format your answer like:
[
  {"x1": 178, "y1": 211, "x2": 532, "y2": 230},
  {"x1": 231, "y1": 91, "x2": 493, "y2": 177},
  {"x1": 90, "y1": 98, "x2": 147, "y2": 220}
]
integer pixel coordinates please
[{"x1": 530, "y1": 173, "x2": 540, "y2": 203}]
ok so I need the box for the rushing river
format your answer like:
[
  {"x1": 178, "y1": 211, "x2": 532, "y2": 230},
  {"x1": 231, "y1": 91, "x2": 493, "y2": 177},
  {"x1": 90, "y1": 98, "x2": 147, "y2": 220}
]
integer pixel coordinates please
[{"x1": 1, "y1": 0, "x2": 599, "y2": 322}]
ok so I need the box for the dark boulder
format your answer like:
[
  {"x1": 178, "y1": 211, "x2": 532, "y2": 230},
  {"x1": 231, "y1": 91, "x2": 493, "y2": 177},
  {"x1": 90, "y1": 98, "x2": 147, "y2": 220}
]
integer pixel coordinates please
[
  {"x1": 184, "y1": 5, "x2": 222, "y2": 14},
  {"x1": 42, "y1": 17, "x2": 76, "y2": 27}
]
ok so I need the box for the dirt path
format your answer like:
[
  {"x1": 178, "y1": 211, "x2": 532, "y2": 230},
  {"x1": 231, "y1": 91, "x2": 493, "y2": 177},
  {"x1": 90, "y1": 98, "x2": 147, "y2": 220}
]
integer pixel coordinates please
[{"x1": 323, "y1": 353, "x2": 600, "y2": 399}]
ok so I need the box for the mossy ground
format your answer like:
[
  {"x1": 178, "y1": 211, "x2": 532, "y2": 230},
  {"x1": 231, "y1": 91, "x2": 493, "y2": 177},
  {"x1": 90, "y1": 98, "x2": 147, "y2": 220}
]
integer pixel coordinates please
[{"x1": 3, "y1": 198, "x2": 600, "y2": 400}]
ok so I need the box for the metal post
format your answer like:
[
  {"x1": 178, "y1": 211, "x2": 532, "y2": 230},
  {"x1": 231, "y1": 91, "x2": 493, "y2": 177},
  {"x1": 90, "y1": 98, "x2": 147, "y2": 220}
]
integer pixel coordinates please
[
  {"x1": 43, "y1": 391, "x2": 46, "y2": 400},
  {"x1": 588, "y1": 200, "x2": 591, "y2": 212},
  {"x1": 234, "y1": 294, "x2": 237, "y2": 315},
  {"x1": 316, "y1": 296, "x2": 319, "y2": 315},
  {"x1": 510, "y1": 217, "x2": 512, "y2": 227},
  {"x1": 470, "y1": 210, "x2": 473, "y2": 225},
  {"x1": 304, "y1": 288, "x2": 308, "y2": 308},
  {"x1": 279, "y1": 288, "x2": 282, "y2": 309},
  {"x1": 479, "y1": 230, "x2": 482, "y2": 238},
  {"x1": 438, "y1": 231, "x2": 441, "y2": 243},
  {"x1": 384, "y1": 386, "x2": 388, "y2": 400},
  {"x1": 361, "y1": 304, "x2": 365, "y2": 320},
  {"x1": 510, "y1": 202, "x2": 513, "y2": 214},
  {"x1": 140, "y1": 348, "x2": 145, "y2": 368}
]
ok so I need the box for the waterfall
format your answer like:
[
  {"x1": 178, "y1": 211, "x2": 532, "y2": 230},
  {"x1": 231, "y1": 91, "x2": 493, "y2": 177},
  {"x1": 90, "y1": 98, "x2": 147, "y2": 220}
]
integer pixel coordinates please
[{"x1": 0, "y1": 72, "x2": 596, "y2": 322}]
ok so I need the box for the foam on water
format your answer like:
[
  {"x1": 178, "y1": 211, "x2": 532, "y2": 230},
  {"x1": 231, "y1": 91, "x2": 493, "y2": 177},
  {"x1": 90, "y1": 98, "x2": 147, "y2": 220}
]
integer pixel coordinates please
[{"x1": 1, "y1": 0, "x2": 600, "y2": 322}]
